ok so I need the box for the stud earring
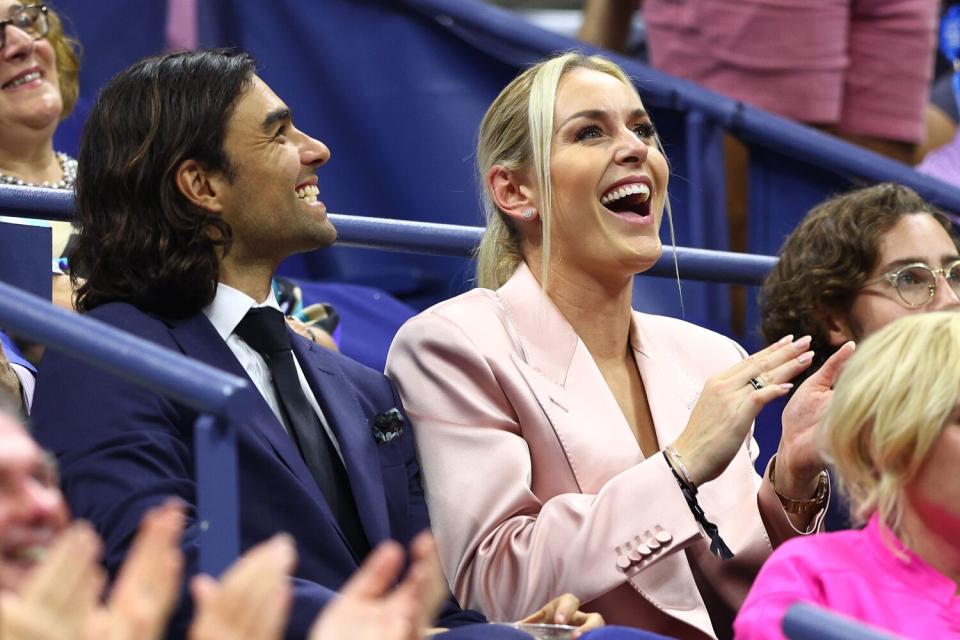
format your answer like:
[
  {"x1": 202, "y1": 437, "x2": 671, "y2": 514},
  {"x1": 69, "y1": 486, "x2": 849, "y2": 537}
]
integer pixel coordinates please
[{"x1": 521, "y1": 208, "x2": 537, "y2": 220}]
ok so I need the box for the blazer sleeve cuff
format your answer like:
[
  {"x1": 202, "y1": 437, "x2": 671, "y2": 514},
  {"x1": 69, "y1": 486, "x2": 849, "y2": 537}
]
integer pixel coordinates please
[{"x1": 613, "y1": 454, "x2": 707, "y2": 580}]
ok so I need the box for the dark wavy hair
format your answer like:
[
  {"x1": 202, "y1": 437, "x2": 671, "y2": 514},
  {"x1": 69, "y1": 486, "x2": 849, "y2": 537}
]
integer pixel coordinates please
[
  {"x1": 72, "y1": 49, "x2": 255, "y2": 317},
  {"x1": 759, "y1": 183, "x2": 958, "y2": 383}
]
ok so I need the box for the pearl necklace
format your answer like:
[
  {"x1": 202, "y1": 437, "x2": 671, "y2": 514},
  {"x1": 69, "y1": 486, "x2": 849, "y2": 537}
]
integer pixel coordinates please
[{"x1": 0, "y1": 152, "x2": 77, "y2": 190}]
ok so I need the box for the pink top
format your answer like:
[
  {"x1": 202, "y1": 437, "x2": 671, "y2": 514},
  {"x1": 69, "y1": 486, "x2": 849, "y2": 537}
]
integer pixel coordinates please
[{"x1": 734, "y1": 514, "x2": 960, "y2": 639}]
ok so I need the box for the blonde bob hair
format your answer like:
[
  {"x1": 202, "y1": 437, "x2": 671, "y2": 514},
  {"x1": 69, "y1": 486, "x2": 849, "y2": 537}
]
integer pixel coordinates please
[
  {"x1": 824, "y1": 311, "x2": 960, "y2": 541},
  {"x1": 475, "y1": 52, "x2": 673, "y2": 291}
]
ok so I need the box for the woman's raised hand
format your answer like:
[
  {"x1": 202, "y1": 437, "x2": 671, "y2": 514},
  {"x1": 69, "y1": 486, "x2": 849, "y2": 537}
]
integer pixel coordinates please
[
  {"x1": 775, "y1": 341, "x2": 856, "y2": 499},
  {"x1": 671, "y1": 335, "x2": 814, "y2": 487}
]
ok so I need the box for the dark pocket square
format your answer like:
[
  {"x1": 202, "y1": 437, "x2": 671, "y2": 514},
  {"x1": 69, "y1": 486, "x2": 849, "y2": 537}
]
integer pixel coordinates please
[{"x1": 373, "y1": 408, "x2": 405, "y2": 444}]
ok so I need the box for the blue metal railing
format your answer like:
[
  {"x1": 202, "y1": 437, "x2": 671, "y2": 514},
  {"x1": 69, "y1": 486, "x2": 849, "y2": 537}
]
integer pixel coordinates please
[
  {"x1": 0, "y1": 179, "x2": 779, "y2": 576},
  {"x1": 0, "y1": 176, "x2": 780, "y2": 576},
  {"x1": 0, "y1": 279, "x2": 247, "y2": 576},
  {"x1": 0, "y1": 183, "x2": 73, "y2": 220},
  {"x1": 783, "y1": 603, "x2": 900, "y2": 640},
  {"x1": 0, "y1": 185, "x2": 777, "y2": 285},
  {"x1": 403, "y1": 0, "x2": 960, "y2": 216}
]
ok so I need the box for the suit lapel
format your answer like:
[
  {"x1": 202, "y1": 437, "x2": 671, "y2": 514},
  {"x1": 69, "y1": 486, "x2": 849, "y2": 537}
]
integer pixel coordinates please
[
  {"x1": 291, "y1": 335, "x2": 391, "y2": 547},
  {"x1": 165, "y1": 313, "x2": 329, "y2": 508},
  {"x1": 627, "y1": 314, "x2": 715, "y2": 634},
  {"x1": 498, "y1": 267, "x2": 706, "y2": 493},
  {"x1": 629, "y1": 313, "x2": 703, "y2": 450},
  {"x1": 498, "y1": 269, "x2": 714, "y2": 635},
  {"x1": 498, "y1": 265, "x2": 642, "y2": 493}
]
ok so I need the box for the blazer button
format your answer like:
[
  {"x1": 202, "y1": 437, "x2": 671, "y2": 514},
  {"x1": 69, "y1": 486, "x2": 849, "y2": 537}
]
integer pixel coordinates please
[
  {"x1": 644, "y1": 530, "x2": 661, "y2": 550},
  {"x1": 632, "y1": 536, "x2": 653, "y2": 557},
  {"x1": 630, "y1": 544, "x2": 652, "y2": 562},
  {"x1": 616, "y1": 554, "x2": 632, "y2": 571},
  {"x1": 654, "y1": 526, "x2": 672, "y2": 544}
]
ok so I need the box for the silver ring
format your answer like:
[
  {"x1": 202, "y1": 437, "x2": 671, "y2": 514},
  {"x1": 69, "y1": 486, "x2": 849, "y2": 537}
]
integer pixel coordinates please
[{"x1": 749, "y1": 377, "x2": 764, "y2": 391}]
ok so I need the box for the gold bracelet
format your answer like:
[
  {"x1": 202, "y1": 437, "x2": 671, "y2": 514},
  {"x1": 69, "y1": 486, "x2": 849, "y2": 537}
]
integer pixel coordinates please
[{"x1": 769, "y1": 455, "x2": 828, "y2": 515}]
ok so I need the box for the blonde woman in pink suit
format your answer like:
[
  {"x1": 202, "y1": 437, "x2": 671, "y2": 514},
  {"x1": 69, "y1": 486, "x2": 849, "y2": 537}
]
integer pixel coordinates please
[{"x1": 386, "y1": 53, "x2": 849, "y2": 639}]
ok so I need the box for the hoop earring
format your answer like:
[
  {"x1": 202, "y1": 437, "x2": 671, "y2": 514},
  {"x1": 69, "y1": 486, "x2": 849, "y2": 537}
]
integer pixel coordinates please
[{"x1": 521, "y1": 208, "x2": 537, "y2": 220}]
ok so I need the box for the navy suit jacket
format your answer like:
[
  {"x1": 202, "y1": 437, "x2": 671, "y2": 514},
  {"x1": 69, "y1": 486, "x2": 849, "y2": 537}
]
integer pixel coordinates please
[{"x1": 31, "y1": 302, "x2": 487, "y2": 638}]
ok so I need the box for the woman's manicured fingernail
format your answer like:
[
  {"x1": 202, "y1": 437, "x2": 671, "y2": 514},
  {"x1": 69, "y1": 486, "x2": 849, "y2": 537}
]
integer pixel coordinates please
[
  {"x1": 792, "y1": 335, "x2": 811, "y2": 350},
  {"x1": 797, "y1": 351, "x2": 813, "y2": 364}
]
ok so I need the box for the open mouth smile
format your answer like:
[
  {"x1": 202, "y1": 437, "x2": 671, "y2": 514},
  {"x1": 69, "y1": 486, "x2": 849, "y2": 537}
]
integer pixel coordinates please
[
  {"x1": 2, "y1": 68, "x2": 43, "y2": 90},
  {"x1": 599, "y1": 181, "x2": 653, "y2": 221},
  {"x1": 1, "y1": 540, "x2": 50, "y2": 576},
  {"x1": 296, "y1": 185, "x2": 319, "y2": 204}
]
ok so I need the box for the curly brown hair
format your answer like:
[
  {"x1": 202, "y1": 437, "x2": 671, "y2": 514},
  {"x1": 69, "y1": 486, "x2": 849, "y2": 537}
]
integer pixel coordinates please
[
  {"x1": 44, "y1": 3, "x2": 81, "y2": 118},
  {"x1": 759, "y1": 183, "x2": 958, "y2": 383}
]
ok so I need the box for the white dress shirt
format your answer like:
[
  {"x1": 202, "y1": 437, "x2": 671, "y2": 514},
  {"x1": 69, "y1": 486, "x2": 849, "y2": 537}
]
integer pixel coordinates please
[{"x1": 203, "y1": 283, "x2": 343, "y2": 461}]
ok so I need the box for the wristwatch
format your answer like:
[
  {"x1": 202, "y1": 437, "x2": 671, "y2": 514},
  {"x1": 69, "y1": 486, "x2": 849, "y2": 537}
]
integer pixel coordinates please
[{"x1": 769, "y1": 456, "x2": 828, "y2": 515}]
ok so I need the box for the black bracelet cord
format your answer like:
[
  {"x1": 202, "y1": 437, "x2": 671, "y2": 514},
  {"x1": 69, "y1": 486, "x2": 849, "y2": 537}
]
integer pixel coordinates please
[{"x1": 668, "y1": 465, "x2": 734, "y2": 560}]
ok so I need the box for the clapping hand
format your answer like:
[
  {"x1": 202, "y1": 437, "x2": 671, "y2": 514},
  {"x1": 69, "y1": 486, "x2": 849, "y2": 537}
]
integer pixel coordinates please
[
  {"x1": 1, "y1": 504, "x2": 453, "y2": 640},
  {"x1": 776, "y1": 341, "x2": 856, "y2": 499},
  {"x1": 88, "y1": 500, "x2": 185, "y2": 640},
  {"x1": 0, "y1": 522, "x2": 103, "y2": 640},
  {"x1": 0, "y1": 500, "x2": 184, "y2": 640},
  {"x1": 310, "y1": 531, "x2": 448, "y2": 640},
  {"x1": 672, "y1": 335, "x2": 815, "y2": 487},
  {"x1": 188, "y1": 534, "x2": 297, "y2": 640}
]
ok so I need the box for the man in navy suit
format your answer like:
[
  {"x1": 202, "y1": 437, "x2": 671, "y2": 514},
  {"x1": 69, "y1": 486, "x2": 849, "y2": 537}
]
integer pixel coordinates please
[{"x1": 28, "y1": 50, "x2": 562, "y2": 639}]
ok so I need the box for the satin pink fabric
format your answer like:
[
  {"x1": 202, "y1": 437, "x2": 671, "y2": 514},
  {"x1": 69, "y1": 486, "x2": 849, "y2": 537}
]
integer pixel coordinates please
[
  {"x1": 386, "y1": 264, "x2": 823, "y2": 639},
  {"x1": 734, "y1": 514, "x2": 960, "y2": 639}
]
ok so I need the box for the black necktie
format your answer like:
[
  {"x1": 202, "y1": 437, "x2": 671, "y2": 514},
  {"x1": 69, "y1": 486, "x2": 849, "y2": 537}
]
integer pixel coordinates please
[{"x1": 234, "y1": 307, "x2": 369, "y2": 558}]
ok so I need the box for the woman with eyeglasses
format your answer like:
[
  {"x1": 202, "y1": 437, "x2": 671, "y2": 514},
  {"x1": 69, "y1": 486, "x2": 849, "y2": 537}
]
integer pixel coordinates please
[
  {"x1": 0, "y1": 3, "x2": 78, "y2": 191},
  {"x1": 0, "y1": 2, "x2": 79, "y2": 413},
  {"x1": 761, "y1": 183, "x2": 960, "y2": 391},
  {"x1": 759, "y1": 184, "x2": 960, "y2": 534},
  {"x1": 734, "y1": 311, "x2": 960, "y2": 639},
  {"x1": 0, "y1": 1, "x2": 79, "y2": 221}
]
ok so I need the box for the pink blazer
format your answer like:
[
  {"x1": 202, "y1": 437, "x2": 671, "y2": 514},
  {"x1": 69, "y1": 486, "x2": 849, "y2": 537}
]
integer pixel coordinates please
[{"x1": 386, "y1": 264, "x2": 821, "y2": 639}]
